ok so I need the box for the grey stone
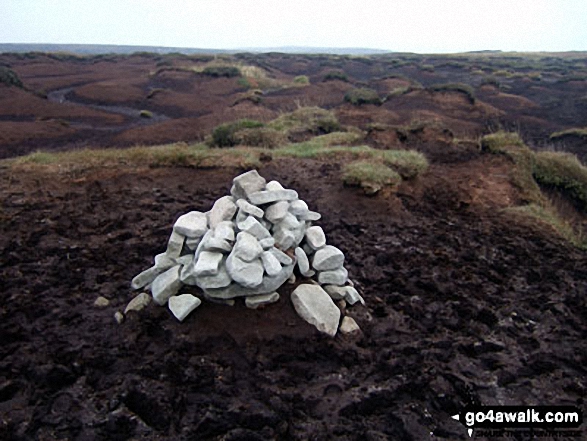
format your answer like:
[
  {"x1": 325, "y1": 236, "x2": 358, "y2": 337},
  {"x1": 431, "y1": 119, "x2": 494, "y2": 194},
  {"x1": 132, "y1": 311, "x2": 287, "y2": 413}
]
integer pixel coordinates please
[
  {"x1": 233, "y1": 231, "x2": 263, "y2": 262},
  {"x1": 292, "y1": 224, "x2": 306, "y2": 247},
  {"x1": 295, "y1": 247, "x2": 315, "y2": 277},
  {"x1": 232, "y1": 170, "x2": 267, "y2": 199},
  {"x1": 289, "y1": 199, "x2": 308, "y2": 216},
  {"x1": 124, "y1": 292, "x2": 151, "y2": 314},
  {"x1": 273, "y1": 227, "x2": 296, "y2": 250},
  {"x1": 176, "y1": 254, "x2": 194, "y2": 267},
  {"x1": 131, "y1": 266, "x2": 163, "y2": 290},
  {"x1": 298, "y1": 210, "x2": 321, "y2": 221},
  {"x1": 268, "y1": 247, "x2": 293, "y2": 265},
  {"x1": 151, "y1": 265, "x2": 183, "y2": 305},
  {"x1": 173, "y1": 211, "x2": 208, "y2": 238},
  {"x1": 265, "y1": 180, "x2": 284, "y2": 191},
  {"x1": 287, "y1": 273, "x2": 296, "y2": 284},
  {"x1": 245, "y1": 292, "x2": 280, "y2": 309},
  {"x1": 235, "y1": 208, "x2": 248, "y2": 227},
  {"x1": 344, "y1": 286, "x2": 365, "y2": 306},
  {"x1": 94, "y1": 296, "x2": 109, "y2": 307},
  {"x1": 302, "y1": 244, "x2": 315, "y2": 256},
  {"x1": 226, "y1": 254, "x2": 264, "y2": 288},
  {"x1": 238, "y1": 216, "x2": 271, "y2": 240},
  {"x1": 312, "y1": 245, "x2": 345, "y2": 271},
  {"x1": 248, "y1": 189, "x2": 298, "y2": 205},
  {"x1": 264, "y1": 201, "x2": 290, "y2": 223},
  {"x1": 154, "y1": 253, "x2": 176, "y2": 270},
  {"x1": 261, "y1": 250, "x2": 283, "y2": 277},
  {"x1": 339, "y1": 316, "x2": 361, "y2": 334},
  {"x1": 194, "y1": 251, "x2": 223, "y2": 276},
  {"x1": 185, "y1": 236, "x2": 202, "y2": 251},
  {"x1": 194, "y1": 230, "x2": 212, "y2": 259},
  {"x1": 305, "y1": 226, "x2": 326, "y2": 250},
  {"x1": 324, "y1": 285, "x2": 347, "y2": 300},
  {"x1": 166, "y1": 231, "x2": 185, "y2": 259},
  {"x1": 277, "y1": 212, "x2": 302, "y2": 230},
  {"x1": 259, "y1": 237, "x2": 275, "y2": 250},
  {"x1": 317, "y1": 267, "x2": 348, "y2": 286},
  {"x1": 214, "y1": 221, "x2": 235, "y2": 242},
  {"x1": 202, "y1": 237, "x2": 233, "y2": 253},
  {"x1": 204, "y1": 264, "x2": 294, "y2": 299},
  {"x1": 209, "y1": 196, "x2": 237, "y2": 229},
  {"x1": 168, "y1": 294, "x2": 202, "y2": 322},
  {"x1": 236, "y1": 199, "x2": 264, "y2": 218},
  {"x1": 291, "y1": 284, "x2": 341, "y2": 337},
  {"x1": 194, "y1": 261, "x2": 232, "y2": 289},
  {"x1": 114, "y1": 311, "x2": 124, "y2": 324}
]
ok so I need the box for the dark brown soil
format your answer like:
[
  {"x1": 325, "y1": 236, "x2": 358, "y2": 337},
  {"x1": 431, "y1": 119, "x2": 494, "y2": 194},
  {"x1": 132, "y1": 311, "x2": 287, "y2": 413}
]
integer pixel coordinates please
[{"x1": 1, "y1": 155, "x2": 586, "y2": 440}]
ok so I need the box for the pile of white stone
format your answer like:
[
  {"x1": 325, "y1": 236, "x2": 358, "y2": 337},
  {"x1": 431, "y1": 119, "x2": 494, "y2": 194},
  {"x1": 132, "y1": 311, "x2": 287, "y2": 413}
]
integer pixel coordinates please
[{"x1": 130, "y1": 170, "x2": 363, "y2": 336}]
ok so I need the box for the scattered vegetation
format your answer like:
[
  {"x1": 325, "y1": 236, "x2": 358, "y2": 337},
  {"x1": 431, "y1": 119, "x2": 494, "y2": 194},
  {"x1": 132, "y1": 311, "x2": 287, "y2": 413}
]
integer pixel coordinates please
[
  {"x1": 210, "y1": 119, "x2": 264, "y2": 147},
  {"x1": 428, "y1": 83, "x2": 476, "y2": 104},
  {"x1": 323, "y1": 70, "x2": 349, "y2": 82},
  {"x1": 0, "y1": 66, "x2": 24, "y2": 88},
  {"x1": 342, "y1": 161, "x2": 401, "y2": 194},
  {"x1": 139, "y1": 110, "x2": 153, "y2": 118},
  {"x1": 201, "y1": 65, "x2": 241, "y2": 78},
  {"x1": 344, "y1": 88, "x2": 382, "y2": 106},
  {"x1": 549, "y1": 128, "x2": 587, "y2": 141},
  {"x1": 480, "y1": 131, "x2": 526, "y2": 153},
  {"x1": 379, "y1": 150, "x2": 429, "y2": 179},
  {"x1": 293, "y1": 75, "x2": 310, "y2": 85},
  {"x1": 267, "y1": 106, "x2": 340, "y2": 136}
]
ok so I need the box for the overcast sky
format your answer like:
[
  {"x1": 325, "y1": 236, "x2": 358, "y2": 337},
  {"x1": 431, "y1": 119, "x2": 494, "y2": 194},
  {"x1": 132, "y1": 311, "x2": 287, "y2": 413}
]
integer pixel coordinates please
[{"x1": 1, "y1": 0, "x2": 586, "y2": 53}]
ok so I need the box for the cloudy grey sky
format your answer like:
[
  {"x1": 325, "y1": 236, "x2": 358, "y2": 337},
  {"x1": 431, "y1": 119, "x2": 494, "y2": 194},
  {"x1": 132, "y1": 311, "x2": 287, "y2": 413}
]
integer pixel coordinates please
[{"x1": 1, "y1": 0, "x2": 586, "y2": 53}]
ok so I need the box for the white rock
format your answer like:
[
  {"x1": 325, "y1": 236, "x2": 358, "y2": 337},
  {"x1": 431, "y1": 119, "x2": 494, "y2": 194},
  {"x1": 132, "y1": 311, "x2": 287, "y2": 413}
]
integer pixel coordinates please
[
  {"x1": 312, "y1": 245, "x2": 345, "y2": 271},
  {"x1": 94, "y1": 296, "x2": 109, "y2": 307},
  {"x1": 265, "y1": 201, "x2": 290, "y2": 223},
  {"x1": 231, "y1": 170, "x2": 267, "y2": 199},
  {"x1": 226, "y1": 254, "x2": 264, "y2": 288},
  {"x1": 305, "y1": 226, "x2": 326, "y2": 250},
  {"x1": 295, "y1": 247, "x2": 315, "y2": 277},
  {"x1": 245, "y1": 292, "x2": 280, "y2": 309},
  {"x1": 344, "y1": 286, "x2": 365, "y2": 306},
  {"x1": 194, "y1": 261, "x2": 232, "y2": 289},
  {"x1": 291, "y1": 284, "x2": 341, "y2": 337},
  {"x1": 289, "y1": 199, "x2": 308, "y2": 216},
  {"x1": 151, "y1": 265, "x2": 183, "y2": 305},
  {"x1": 248, "y1": 189, "x2": 298, "y2": 205},
  {"x1": 185, "y1": 236, "x2": 202, "y2": 251},
  {"x1": 302, "y1": 244, "x2": 315, "y2": 256},
  {"x1": 233, "y1": 231, "x2": 263, "y2": 262},
  {"x1": 168, "y1": 294, "x2": 202, "y2": 322},
  {"x1": 287, "y1": 273, "x2": 296, "y2": 284},
  {"x1": 205, "y1": 264, "x2": 294, "y2": 299},
  {"x1": 318, "y1": 267, "x2": 348, "y2": 286},
  {"x1": 209, "y1": 196, "x2": 237, "y2": 229},
  {"x1": 202, "y1": 237, "x2": 233, "y2": 253},
  {"x1": 114, "y1": 311, "x2": 124, "y2": 324},
  {"x1": 194, "y1": 251, "x2": 223, "y2": 276},
  {"x1": 261, "y1": 250, "x2": 283, "y2": 276},
  {"x1": 277, "y1": 212, "x2": 302, "y2": 230},
  {"x1": 154, "y1": 253, "x2": 176, "y2": 270},
  {"x1": 268, "y1": 247, "x2": 293, "y2": 265},
  {"x1": 124, "y1": 292, "x2": 151, "y2": 314},
  {"x1": 236, "y1": 199, "x2": 264, "y2": 218},
  {"x1": 324, "y1": 285, "x2": 347, "y2": 300},
  {"x1": 273, "y1": 227, "x2": 296, "y2": 250},
  {"x1": 131, "y1": 266, "x2": 163, "y2": 290},
  {"x1": 339, "y1": 316, "x2": 361, "y2": 334},
  {"x1": 176, "y1": 254, "x2": 193, "y2": 267},
  {"x1": 173, "y1": 211, "x2": 208, "y2": 238},
  {"x1": 238, "y1": 215, "x2": 271, "y2": 240},
  {"x1": 166, "y1": 231, "x2": 185, "y2": 259},
  {"x1": 195, "y1": 230, "x2": 212, "y2": 259},
  {"x1": 214, "y1": 221, "x2": 235, "y2": 242},
  {"x1": 298, "y1": 211, "x2": 321, "y2": 221},
  {"x1": 265, "y1": 180, "x2": 284, "y2": 191},
  {"x1": 259, "y1": 237, "x2": 275, "y2": 249}
]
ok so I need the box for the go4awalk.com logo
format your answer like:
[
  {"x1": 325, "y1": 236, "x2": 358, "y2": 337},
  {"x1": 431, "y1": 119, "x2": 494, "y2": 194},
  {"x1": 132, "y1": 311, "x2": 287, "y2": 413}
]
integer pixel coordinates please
[{"x1": 451, "y1": 405, "x2": 583, "y2": 438}]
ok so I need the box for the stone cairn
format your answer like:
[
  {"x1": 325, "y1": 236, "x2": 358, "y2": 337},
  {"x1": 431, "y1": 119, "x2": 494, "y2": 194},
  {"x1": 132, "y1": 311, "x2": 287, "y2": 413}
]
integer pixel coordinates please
[{"x1": 130, "y1": 170, "x2": 364, "y2": 336}]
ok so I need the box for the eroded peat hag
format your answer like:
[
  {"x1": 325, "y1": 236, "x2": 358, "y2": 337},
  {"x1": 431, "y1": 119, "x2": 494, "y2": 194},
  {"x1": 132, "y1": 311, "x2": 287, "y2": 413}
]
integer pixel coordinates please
[{"x1": 0, "y1": 157, "x2": 586, "y2": 440}]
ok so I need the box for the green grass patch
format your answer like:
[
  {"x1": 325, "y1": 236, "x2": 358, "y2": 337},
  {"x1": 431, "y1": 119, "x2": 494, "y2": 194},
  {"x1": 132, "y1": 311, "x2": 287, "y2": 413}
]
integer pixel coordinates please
[
  {"x1": 323, "y1": 70, "x2": 349, "y2": 82},
  {"x1": 378, "y1": 150, "x2": 429, "y2": 179},
  {"x1": 201, "y1": 65, "x2": 241, "y2": 78},
  {"x1": 480, "y1": 131, "x2": 526, "y2": 153},
  {"x1": 267, "y1": 107, "x2": 340, "y2": 136},
  {"x1": 344, "y1": 88, "x2": 382, "y2": 106},
  {"x1": 210, "y1": 119, "x2": 264, "y2": 147},
  {"x1": 342, "y1": 160, "x2": 402, "y2": 194},
  {"x1": 293, "y1": 75, "x2": 310, "y2": 85}
]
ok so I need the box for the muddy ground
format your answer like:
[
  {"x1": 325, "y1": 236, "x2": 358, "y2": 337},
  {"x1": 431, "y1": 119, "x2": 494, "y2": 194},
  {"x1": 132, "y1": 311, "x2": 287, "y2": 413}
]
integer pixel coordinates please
[{"x1": 1, "y1": 154, "x2": 586, "y2": 440}]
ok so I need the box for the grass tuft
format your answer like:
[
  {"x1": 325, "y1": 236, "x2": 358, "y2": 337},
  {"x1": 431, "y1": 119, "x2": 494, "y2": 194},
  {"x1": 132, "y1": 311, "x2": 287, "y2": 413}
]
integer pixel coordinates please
[
  {"x1": 342, "y1": 161, "x2": 402, "y2": 194},
  {"x1": 344, "y1": 88, "x2": 382, "y2": 106},
  {"x1": 378, "y1": 150, "x2": 429, "y2": 179},
  {"x1": 429, "y1": 83, "x2": 476, "y2": 104}
]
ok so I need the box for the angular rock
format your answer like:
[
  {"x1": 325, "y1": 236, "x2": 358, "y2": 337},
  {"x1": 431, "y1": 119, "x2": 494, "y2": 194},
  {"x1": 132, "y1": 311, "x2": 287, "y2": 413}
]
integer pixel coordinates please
[
  {"x1": 261, "y1": 250, "x2": 283, "y2": 277},
  {"x1": 194, "y1": 261, "x2": 232, "y2": 289},
  {"x1": 265, "y1": 180, "x2": 284, "y2": 191},
  {"x1": 238, "y1": 215, "x2": 271, "y2": 240},
  {"x1": 195, "y1": 230, "x2": 212, "y2": 259},
  {"x1": 245, "y1": 292, "x2": 280, "y2": 309},
  {"x1": 344, "y1": 286, "x2": 365, "y2": 306},
  {"x1": 302, "y1": 243, "x2": 315, "y2": 256},
  {"x1": 295, "y1": 247, "x2": 315, "y2": 277},
  {"x1": 209, "y1": 196, "x2": 237, "y2": 229},
  {"x1": 259, "y1": 237, "x2": 275, "y2": 250},
  {"x1": 214, "y1": 221, "x2": 235, "y2": 242},
  {"x1": 312, "y1": 245, "x2": 345, "y2": 271},
  {"x1": 204, "y1": 264, "x2": 294, "y2": 299},
  {"x1": 298, "y1": 210, "x2": 321, "y2": 221},
  {"x1": 339, "y1": 316, "x2": 361, "y2": 334},
  {"x1": 131, "y1": 266, "x2": 163, "y2": 290},
  {"x1": 166, "y1": 231, "x2": 185, "y2": 259},
  {"x1": 194, "y1": 251, "x2": 223, "y2": 276},
  {"x1": 173, "y1": 211, "x2": 208, "y2": 238},
  {"x1": 324, "y1": 285, "x2": 347, "y2": 300},
  {"x1": 202, "y1": 237, "x2": 233, "y2": 254},
  {"x1": 268, "y1": 247, "x2": 293, "y2": 265},
  {"x1": 231, "y1": 170, "x2": 267, "y2": 199},
  {"x1": 305, "y1": 226, "x2": 326, "y2": 250},
  {"x1": 151, "y1": 265, "x2": 183, "y2": 305},
  {"x1": 154, "y1": 253, "x2": 176, "y2": 270},
  {"x1": 114, "y1": 311, "x2": 124, "y2": 324},
  {"x1": 273, "y1": 227, "x2": 296, "y2": 250},
  {"x1": 185, "y1": 236, "x2": 202, "y2": 251},
  {"x1": 168, "y1": 294, "x2": 202, "y2": 322},
  {"x1": 277, "y1": 212, "x2": 302, "y2": 230},
  {"x1": 248, "y1": 189, "x2": 298, "y2": 205},
  {"x1": 233, "y1": 231, "x2": 263, "y2": 262},
  {"x1": 226, "y1": 254, "x2": 264, "y2": 288},
  {"x1": 94, "y1": 296, "x2": 109, "y2": 307},
  {"x1": 265, "y1": 201, "x2": 290, "y2": 223},
  {"x1": 176, "y1": 254, "x2": 194, "y2": 267},
  {"x1": 289, "y1": 199, "x2": 308, "y2": 216},
  {"x1": 125, "y1": 292, "x2": 151, "y2": 314},
  {"x1": 236, "y1": 199, "x2": 264, "y2": 218},
  {"x1": 291, "y1": 284, "x2": 341, "y2": 337},
  {"x1": 317, "y1": 267, "x2": 348, "y2": 286}
]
